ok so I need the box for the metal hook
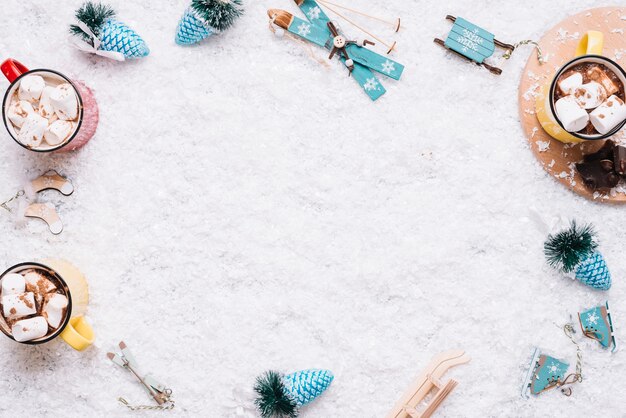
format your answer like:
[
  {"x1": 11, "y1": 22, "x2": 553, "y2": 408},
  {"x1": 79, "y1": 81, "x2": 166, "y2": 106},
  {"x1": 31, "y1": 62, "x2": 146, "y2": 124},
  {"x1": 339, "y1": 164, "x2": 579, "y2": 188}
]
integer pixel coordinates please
[{"x1": 0, "y1": 190, "x2": 25, "y2": 213}]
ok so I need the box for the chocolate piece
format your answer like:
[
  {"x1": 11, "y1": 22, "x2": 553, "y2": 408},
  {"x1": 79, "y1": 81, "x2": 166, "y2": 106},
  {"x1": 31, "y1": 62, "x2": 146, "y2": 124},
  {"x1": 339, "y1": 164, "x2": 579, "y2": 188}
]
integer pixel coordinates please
[
  {"x1": 576, "y1": 159, "x2": 621, "y2": 190},
  {"x1": 614, "y1": 145, "x2": 626, "y2": 176},
  {"x1": 583, "y1": 140, "x2": 615, "y2": 162}
]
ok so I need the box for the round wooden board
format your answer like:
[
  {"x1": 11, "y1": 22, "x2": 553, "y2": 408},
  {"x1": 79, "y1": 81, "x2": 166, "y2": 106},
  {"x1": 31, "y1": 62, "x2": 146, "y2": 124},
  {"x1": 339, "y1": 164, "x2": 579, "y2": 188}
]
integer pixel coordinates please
[{"x1": 519, "y1": 6, "x2": 626, "y2": 203}]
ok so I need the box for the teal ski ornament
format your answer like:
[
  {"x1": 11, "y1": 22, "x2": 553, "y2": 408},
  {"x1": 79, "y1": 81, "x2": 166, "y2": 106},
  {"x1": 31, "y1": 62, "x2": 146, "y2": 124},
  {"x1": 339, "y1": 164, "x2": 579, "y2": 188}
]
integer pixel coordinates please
[
  {"x1": 434, "y1": 15, "x2": 515, "y2": 75},
  {"x1": 269, "y1": 0, "x2": 404, "y2": 101}
]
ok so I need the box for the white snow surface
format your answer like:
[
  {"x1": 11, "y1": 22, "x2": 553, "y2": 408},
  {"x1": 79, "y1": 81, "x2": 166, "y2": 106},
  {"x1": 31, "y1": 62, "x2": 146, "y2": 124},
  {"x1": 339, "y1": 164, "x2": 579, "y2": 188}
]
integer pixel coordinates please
[{"x1": 0, "y1": 1, "x2": 625, "y2": 417}]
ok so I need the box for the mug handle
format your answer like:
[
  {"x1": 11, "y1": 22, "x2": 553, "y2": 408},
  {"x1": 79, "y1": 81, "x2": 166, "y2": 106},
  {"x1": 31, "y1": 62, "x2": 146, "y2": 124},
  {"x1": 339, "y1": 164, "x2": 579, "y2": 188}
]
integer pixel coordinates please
[
  {"x1": 60, "y1": 316, "x2": 95, "y2": 351},
  {"x1": 1, "y1": 59, "x2": 29, "y2": 83},
  {"x1": 575, "y1": 31, "x2": 604, "y2": 57}
]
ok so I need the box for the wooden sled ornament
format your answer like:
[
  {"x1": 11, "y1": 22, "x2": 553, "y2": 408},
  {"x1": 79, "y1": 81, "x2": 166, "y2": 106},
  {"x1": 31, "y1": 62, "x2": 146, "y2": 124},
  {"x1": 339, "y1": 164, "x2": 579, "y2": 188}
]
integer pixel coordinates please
[
  {"x1": 434, "y1": 15, "x2": 514, "y2": 75},
  {"x1": 386, "y1": 350, "x2": 470, "y2": 418}
]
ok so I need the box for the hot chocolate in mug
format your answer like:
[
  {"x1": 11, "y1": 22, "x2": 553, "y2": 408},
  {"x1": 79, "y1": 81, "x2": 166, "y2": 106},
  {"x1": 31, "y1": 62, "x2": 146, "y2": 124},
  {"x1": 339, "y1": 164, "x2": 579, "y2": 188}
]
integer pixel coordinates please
[
  {"x1": 1, "y1": 58, "x2": 99, "y2": 152},
  {"x1": 535, "y1": 31, "x2": 626, "y2": 143},
  {"x1": 0, "y1": 261, "x2": 94, "y2": 351}
]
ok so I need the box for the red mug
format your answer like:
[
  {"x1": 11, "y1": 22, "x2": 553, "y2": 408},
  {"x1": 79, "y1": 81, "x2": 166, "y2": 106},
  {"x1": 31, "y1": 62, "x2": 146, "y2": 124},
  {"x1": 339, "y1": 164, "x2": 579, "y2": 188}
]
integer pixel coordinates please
[{"x1": 1, "y1": 58, "x2": 99, "y2": 152}]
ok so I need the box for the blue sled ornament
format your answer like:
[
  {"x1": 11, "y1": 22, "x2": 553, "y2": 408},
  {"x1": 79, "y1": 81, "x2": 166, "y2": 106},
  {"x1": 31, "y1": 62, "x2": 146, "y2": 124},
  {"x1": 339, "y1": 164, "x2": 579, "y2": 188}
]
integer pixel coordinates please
[
  {"x1": 579, "y1": 301, "x2": 617, "y2": 352},
  {"x1": 268, "y1": 0, "x2": 404, "y2": 101},
  {"x1": 434, "y1": 15, "x2": 515, "y2": 75}
]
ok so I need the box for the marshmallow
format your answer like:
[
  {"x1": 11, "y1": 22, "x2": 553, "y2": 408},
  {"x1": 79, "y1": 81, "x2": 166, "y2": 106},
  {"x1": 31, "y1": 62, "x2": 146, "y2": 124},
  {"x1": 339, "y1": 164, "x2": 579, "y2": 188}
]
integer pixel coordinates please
[
  {"x1": 558, "y1": 72, "x2": 583, "y2": 95},
  {"x1": 18, "y1": 75, "x2": 45, "y2": 102},
  {"x1": 50, "y1": 83, "x2": 78, "y2": 120},
  {"x1": 590, "y1": 95, "x2": 626, "y2": 135},
  {"x1": 43, "y1": 293, "x2": 68, "y2": 329},
  {"x1": 587, "y1": 66, "x2": 620, "y2": 96},
  {"x1": 38, "y1": 86, "x2": 56, "y2": 118},
  {"x1": 6, "y1": 100, "x2": 35, "y2": 128},
  {"x1": 555, "y1": 96, "x2": 590, "y2": 132},
  {"x1": 17, "y1": 113, "x2": 48, "y2": 148},
  {"x1": 24, "y1": 271, "x2": 56, "y2": 293},
  {"x1": 1, "y1": 274, "x2": 25, "y2": 296},
  {"x1": 11, "y1": 316, "x2": 49, "y2": 342},
  {"x1": 44, "y1": 120, "x2": 74, "y2": 146},
  {"x1": 573, "y1": 82, "x2": 607, "y2": 109},
  {"x1": 2, "y1": 292, "x2": 37, "y2": 319}
]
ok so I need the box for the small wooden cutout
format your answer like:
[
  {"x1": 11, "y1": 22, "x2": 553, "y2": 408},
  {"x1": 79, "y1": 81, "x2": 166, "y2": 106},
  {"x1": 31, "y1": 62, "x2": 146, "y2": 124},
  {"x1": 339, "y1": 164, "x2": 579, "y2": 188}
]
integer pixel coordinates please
[
  {"x1": 30, "y1": 170, "x2": 74, "y2": 196},
  {"x1": 386, "y1": 350, "x2": 470, "y2": 418},
  {"x1": 24, "y1": 202, "x2": 63, "y2": 235}
]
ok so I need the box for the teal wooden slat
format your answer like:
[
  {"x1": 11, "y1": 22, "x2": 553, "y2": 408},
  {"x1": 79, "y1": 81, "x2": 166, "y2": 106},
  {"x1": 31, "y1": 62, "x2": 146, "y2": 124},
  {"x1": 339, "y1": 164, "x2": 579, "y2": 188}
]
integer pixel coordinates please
[
  {"x1": 285, "y1": 4, "x2": 397, "y2": 100},
  {"x1": 297, "y1": 0, "x2": 331, "y2": 25},
  {"x1": 453, "y1": 17, "x2": 494, "y2": 43},
  {"x1": 348, "y1": 60, "x2": 386, "y2": 101},
  {"x1": 442, "y1": 16, "x2": 496, "y2": 63},
  {"x1": 449, "y1": 24, "x2": 494, "y2": 55},
  {"x1": 345, "y1": 44, "x2": 404, "y2": 80},
  {"x1": 444, "y1": 36, "x2": 488, "y2": 63},
  {"x1": 288, "y1": 16, "x2": 330, "y2": 48}
]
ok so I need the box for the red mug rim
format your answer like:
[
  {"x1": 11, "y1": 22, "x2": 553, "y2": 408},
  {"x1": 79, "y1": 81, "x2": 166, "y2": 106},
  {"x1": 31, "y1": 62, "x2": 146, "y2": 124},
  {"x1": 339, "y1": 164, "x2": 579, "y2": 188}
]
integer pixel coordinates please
[
  {"x1": 2, "y1": 69, "x2": 84, "y2": 153},
  {"x1": 0, "y1": 262, "x2": 73, "y2": 345},
  {"x1": 548, "y1": 55, "x2": 626, "y2": 141}
]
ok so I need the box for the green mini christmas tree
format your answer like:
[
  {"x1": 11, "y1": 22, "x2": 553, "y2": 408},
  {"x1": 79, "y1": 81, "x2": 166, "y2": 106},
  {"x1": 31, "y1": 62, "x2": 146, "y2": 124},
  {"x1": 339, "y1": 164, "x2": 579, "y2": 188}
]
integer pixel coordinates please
[
  {"x1": 176, "y1": 0, "x2": 243, "y2": 46},
  {"x1": 544, "y1": 221, "x2": 611, "y2": 290},
  {"x1": 70, "y1": 2, "x2": 149, "y2": 59},
  {"x1": 70, "y1": 3, "x2": 113, "y2": 40},
  {"x1": 254, "y1": 369, "x2": 334, "y2": 418}
]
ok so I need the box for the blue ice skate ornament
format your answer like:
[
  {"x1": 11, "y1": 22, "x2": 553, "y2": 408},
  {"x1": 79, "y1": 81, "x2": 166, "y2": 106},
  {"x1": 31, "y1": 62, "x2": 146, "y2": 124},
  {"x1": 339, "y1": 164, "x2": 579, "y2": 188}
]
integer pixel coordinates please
[
  {"x1": 268, "y1": 0, "x2": 404, "y2": 101},
  {"x1": 522, "y1": 348, "x2": 571, "y2": 398},
  {"x1": 579, "y1": 301, "x2": 617, "y2": 352},
  {"x1": 434, "y1": 15, "x2": 543, "y2": 75},
  {"x1": 175, "y1": 0, "x2": 243, "y2": 46},
  {"x1": 544, "y1": 221, "x2": 611, "y2": 291},
  {"x1": 254, "y1": 369, "x2": 333, "y2": 418}
]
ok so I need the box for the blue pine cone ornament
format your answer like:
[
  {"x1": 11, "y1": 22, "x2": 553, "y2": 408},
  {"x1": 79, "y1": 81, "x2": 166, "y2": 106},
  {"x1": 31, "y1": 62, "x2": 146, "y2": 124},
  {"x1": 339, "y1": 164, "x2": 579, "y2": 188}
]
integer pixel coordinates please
[
  {"x1": 254, "y1": 369, "x2": 334, "y2": 418},
  {"x1": 70, "y1": 2, "x2": 149, "y2": 59},
  {"x1": 544, "y1": 221, "x2": 611, "y2": 290},
  {"x1": 176, "y1": 0, "x2": 243, "y2": 46}
]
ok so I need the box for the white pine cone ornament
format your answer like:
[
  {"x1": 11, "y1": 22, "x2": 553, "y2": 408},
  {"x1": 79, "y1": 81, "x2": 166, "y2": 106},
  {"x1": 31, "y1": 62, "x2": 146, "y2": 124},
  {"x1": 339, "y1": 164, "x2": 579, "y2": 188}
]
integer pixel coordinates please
[
  {"x1": 544, "y1": 221, "x2": 612, "y2": 291},
  {"x1": 70, "y1": 2, "x2": 149, "y2": 60},
  {"x1": 175, "y1": 0, "x2": 243, "y2": 46},
  {"x1": 254, "y1": 369, "x2": 334, "y2": 418}
]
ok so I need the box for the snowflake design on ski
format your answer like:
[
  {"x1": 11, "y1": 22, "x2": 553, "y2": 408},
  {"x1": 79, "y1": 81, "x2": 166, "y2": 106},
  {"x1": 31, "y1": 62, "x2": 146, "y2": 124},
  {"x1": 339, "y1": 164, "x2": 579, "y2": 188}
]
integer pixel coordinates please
[
  {"x1": 307, "y1": 6, "x2": 321, "y2": 20},
  {"x1": 363, "y1": 77, "x2": 379, "y2": 91},
  {"x1": 547, "y1": 361, "x2": 561, "y2": 374},
  {"x1": 381, "y1": 60, "x2": 395, "y2": 74},
  {"x1": 43, "y1": 177, "x2": 54, "y2": 187},
  {"x1": 297, "y1": 22, "x2": 311, "y2": 37},
  {"x1": 586, "y1": 312, "x2": 599, "y2": 325}
]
